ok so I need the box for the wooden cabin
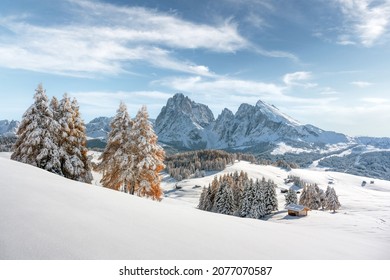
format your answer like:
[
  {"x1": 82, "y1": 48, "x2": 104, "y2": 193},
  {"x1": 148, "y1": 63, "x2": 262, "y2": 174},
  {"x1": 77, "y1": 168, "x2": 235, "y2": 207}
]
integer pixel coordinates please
[{"x1": 286, "y1": 204, "x2": 310, "y2": 216}]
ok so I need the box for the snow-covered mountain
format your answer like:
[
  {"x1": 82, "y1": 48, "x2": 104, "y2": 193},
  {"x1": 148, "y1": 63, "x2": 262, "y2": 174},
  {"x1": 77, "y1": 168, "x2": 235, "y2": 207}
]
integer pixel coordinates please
[
  {"x1": 154, "y1": 93, "x2": 215, "y2": 150},
  {"x1": 85, "y1": 117, "x2": 112, "y2": 139},
  {"x1": 154, "y1": 93, "x2": 352, "y2": 151},
  {"x1": 0, "y1": 120, "x2": 19, "y2": 137}
]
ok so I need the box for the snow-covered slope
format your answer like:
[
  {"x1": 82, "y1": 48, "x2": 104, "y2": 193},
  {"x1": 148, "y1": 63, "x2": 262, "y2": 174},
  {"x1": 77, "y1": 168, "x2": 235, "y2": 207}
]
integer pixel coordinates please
[{"x1": 1, "y1": 154, "x2": 389, "y2": 259}]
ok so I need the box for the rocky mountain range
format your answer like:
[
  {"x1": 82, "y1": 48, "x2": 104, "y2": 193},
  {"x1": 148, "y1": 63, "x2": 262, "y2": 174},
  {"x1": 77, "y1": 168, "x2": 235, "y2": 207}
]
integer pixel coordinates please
[
  {"x1": 0, "y1": 120, "x2": 19, "y2": 137},
  {"x1": 2, "y1": 94, "x2": 389, "y2": 154},
  {"x1": 85, "y1": 116, "x2": 112, "y2": 139},
  {"x1": 154, "y1": 93, "x2": 352, "y2": 153}
]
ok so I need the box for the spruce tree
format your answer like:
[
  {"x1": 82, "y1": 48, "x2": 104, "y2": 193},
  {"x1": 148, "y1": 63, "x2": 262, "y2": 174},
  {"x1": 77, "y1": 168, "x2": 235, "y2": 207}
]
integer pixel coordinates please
[
  {"x1": 97, "y1": 102, "x2": 133, "y2": 191},
  {"x1": 326, "y1": 187, "x2": 341, "y2": 213},
  {"x1": 299, "y1": 185, "x2": 309, "y2": 206},
  {"x1": 239, "y1": 179, "x2": 254, "y2": 217},
  {"x1": 131, "y1": 105, "x2": 165, "y2": 200},
  {"x1": 203, "y1": 186, "x2": 214, "y2": 211},
  {"x1": 263, "y1": 179, "x2": 278, "y2": 214},
  {"x1": 285, "y1": 188, "x2": 298, "y2": 206},
  {"x1": 198, "y1": 186, "x2": 207, "y2": 210},
  {"x1": 307, "y1": 184, "x2": 321, "y2": 210},
  {"x1": 11, "y1": 84, "x2": 62, "y2": 174},
  {"x1": 212, "y1": 182, "x2": 234, "y2": 215},
  {"x1": 249, "y1": 179, "x2": 266, "y2": 219}
]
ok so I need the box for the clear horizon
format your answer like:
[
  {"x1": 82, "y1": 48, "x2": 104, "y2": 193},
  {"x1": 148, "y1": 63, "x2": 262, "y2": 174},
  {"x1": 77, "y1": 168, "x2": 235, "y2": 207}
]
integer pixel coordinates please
[{"x1": 1, "y1": 0, "x2": 390, "y2": 137}]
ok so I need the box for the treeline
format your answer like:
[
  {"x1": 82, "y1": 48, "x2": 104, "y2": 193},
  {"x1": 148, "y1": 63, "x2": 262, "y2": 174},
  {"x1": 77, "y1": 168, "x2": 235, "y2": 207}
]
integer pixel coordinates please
[
  {"x1": 0, "y1": 136, "x2": 16, "y2": 152},
  {"x1": 165, "y1": 150, "x2": 234, "y2": 180},
  {"x1": 319, "y1": 151, "x2": 390, "y2": 181},
  {"x1": 258, "y1": 158, "x2": 299, "y2": 170},
  {"x1": 198, "y1": 171, "x2": 278, "y2": 219},
  {"x1": 165, "y1": 150, "x2": 258, "y2": 181}
]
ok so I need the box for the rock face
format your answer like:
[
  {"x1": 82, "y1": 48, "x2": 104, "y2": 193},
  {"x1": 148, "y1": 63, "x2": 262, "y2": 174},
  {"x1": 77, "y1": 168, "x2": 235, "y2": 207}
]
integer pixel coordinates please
[
  {"x1": 0, "y1": 120, "x2": 19, "y2": 137},
  {"x1": 154, "y1": 93, "x2": 215, "y2": 150},
  {"x1": 154, "y1": 93, "x2": 351, "y2": 151},
  {"x1": 85, "y1": 117, "x2": 112, "y2": 139}
]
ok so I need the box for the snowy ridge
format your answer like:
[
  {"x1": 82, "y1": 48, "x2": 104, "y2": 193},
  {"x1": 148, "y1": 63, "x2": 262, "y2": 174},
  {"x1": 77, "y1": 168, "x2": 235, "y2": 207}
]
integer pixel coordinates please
[
  {"x1": 1, "y1": 154, "x2": 390, "y2": 259},
  {"x1": 255, "y1": 100, "x2": 301, "y2": 126}
]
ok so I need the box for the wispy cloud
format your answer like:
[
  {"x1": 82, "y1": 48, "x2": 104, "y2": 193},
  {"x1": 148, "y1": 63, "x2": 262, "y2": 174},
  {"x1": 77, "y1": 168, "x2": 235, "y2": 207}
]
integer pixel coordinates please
[
  {"x1": 0, "y1": 0, "x2": 247, "y2": 77},
  {"x1": 283, "y1": 71, "x2": 317, "y2": 88},
  {"x1": 69, "y1": 90, "x2": 173, "y2": 119},
  {"x1": 157, "y1": 76, "x2": 285, "y2": 97},
  {"x1": 336, "y1": 0, "x2": 390, "y2": 46},
  {"x1": 350, "y1": 81, "x2": 373, "y2": 87}
]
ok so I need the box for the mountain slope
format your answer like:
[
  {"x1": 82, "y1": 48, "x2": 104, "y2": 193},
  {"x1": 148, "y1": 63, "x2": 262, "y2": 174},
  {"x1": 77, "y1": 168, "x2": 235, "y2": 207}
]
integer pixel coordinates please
[{"x1": 1, "y1": 154, "x2": 389, "y2": 259}]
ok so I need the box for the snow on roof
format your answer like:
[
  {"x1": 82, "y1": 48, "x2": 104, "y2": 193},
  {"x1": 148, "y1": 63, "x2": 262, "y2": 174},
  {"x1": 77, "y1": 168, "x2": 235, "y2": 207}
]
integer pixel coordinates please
[{"x1": 286, "y1": 204, "x2": 309, "y2": 211}]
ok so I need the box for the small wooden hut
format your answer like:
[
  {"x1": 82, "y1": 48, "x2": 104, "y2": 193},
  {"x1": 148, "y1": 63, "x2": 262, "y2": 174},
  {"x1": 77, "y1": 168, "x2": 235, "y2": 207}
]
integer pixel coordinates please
[{"x1": 286, "y1": 204, "x2": 310, "y2": 216}]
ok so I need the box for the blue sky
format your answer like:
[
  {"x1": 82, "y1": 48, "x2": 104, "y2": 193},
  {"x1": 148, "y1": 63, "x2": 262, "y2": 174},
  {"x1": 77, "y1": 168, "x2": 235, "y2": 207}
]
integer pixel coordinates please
[{"x1": 0, "y1": 0, "x2": 390, "y2": 137}]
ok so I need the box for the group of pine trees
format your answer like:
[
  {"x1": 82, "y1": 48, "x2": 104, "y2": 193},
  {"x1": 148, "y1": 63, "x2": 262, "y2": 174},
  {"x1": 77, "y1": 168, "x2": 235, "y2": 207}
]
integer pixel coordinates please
[
  {"x1": 11, "y1": 84, "x2": 92, "y2": 183},
  {"x1": 11, "y1": 84, "x2": 165, "y2": 201},
  {"x1": 198, "y1": 171, "x2": 278, "y2": 219},
  {"x1": 284, "y1": 174, "x2": 341, "y2": 212},
  {"x1": 95, "y1": 102, "x2": 165, "y2": 200},
  {"x1": 297, "y1": 180, "x2": 341, "y2": 213},
  {"x1": 0, "y1": 136, "x2": 16, "y2": 152}
]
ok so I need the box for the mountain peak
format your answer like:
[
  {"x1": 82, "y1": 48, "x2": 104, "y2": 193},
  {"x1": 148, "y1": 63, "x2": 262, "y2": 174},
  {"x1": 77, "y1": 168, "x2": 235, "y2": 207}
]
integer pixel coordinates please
[
  {"x1": 155, "y1": 94, "x2": 215, "y2": 149},
  {"x1": 0, "y1": 119, "x2": 20, "y2": 137},
  {"x1": 255, "y1": 99, "x2": 301, "y2": 126}
]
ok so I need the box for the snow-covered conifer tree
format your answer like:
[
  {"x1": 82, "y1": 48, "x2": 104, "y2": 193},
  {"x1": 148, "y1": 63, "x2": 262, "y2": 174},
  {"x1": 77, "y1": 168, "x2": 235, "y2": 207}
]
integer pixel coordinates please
[
  {"x1": 318, "y1": 188, "x2": 326, "y2": 210},
  {"x1": 203, "y1": 186, "x2": 214, "y2": 211},
  {"x1": 249, "y1": 180, "x2": 266, "y2": 219},
  {"x1": 212, "y1": 182, "x2": 234, "y2": 215},
  {"x1": 57, "y1": 94, "x2": 92, "y2": 183},
  {"x1": 284, "y1": 188, "x2": 298, "y2": 206},
  {"x1": 299, "y1": 185, "x2": 309, "y2": 206},
  {"x1": 307, "y1": 184, "x2": 321, "y2": 210},
  {"x1": 239, "y1": 180, "x2": 254, "y2": 217},
  {"x1": 97, "y1": 102, "x2": 133, "y2": 191},
  {"x1": 70, "y1": 97, "x2": 92, "y2": 183},
  {"x1": 198, "y1": 186, "x2": 207, "y2": 210},
  {"x1": 130, "y1": 106, "x2": 165, "y2": 200},
  {"x1": 325, "y1": 185, "x2": 332, "y2": 200},
  {"x1": 326, "y1": 187, "x2": 341, "y2": 213},
  {"x1": 50, "y1": 96, "x2": 60, "y2": 121},
  {"x1": 11, "y1": 84, "x2": 62, "y2": 174},
  {"x1": 263, "y1": 179, "x2": 278, "y2": 214}
]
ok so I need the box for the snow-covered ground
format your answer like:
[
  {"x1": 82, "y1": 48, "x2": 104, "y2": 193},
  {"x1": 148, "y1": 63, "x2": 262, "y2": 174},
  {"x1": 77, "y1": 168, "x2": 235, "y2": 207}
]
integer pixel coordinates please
[{"x1": 1, "y1": 153, "x2": 389, "y2": 259}]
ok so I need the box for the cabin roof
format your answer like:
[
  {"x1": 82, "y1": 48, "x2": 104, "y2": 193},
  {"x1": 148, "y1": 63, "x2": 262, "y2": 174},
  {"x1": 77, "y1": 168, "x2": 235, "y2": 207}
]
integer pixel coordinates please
[{"x1": 286, "y1": 204, "x2": 309, "y2": 211}]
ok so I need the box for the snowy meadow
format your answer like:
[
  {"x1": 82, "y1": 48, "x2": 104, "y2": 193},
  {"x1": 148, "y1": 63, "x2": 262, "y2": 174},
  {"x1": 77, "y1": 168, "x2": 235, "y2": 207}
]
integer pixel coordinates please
[{"x1": 1, "y1": 152, "x2": 389, "y2": 259}]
